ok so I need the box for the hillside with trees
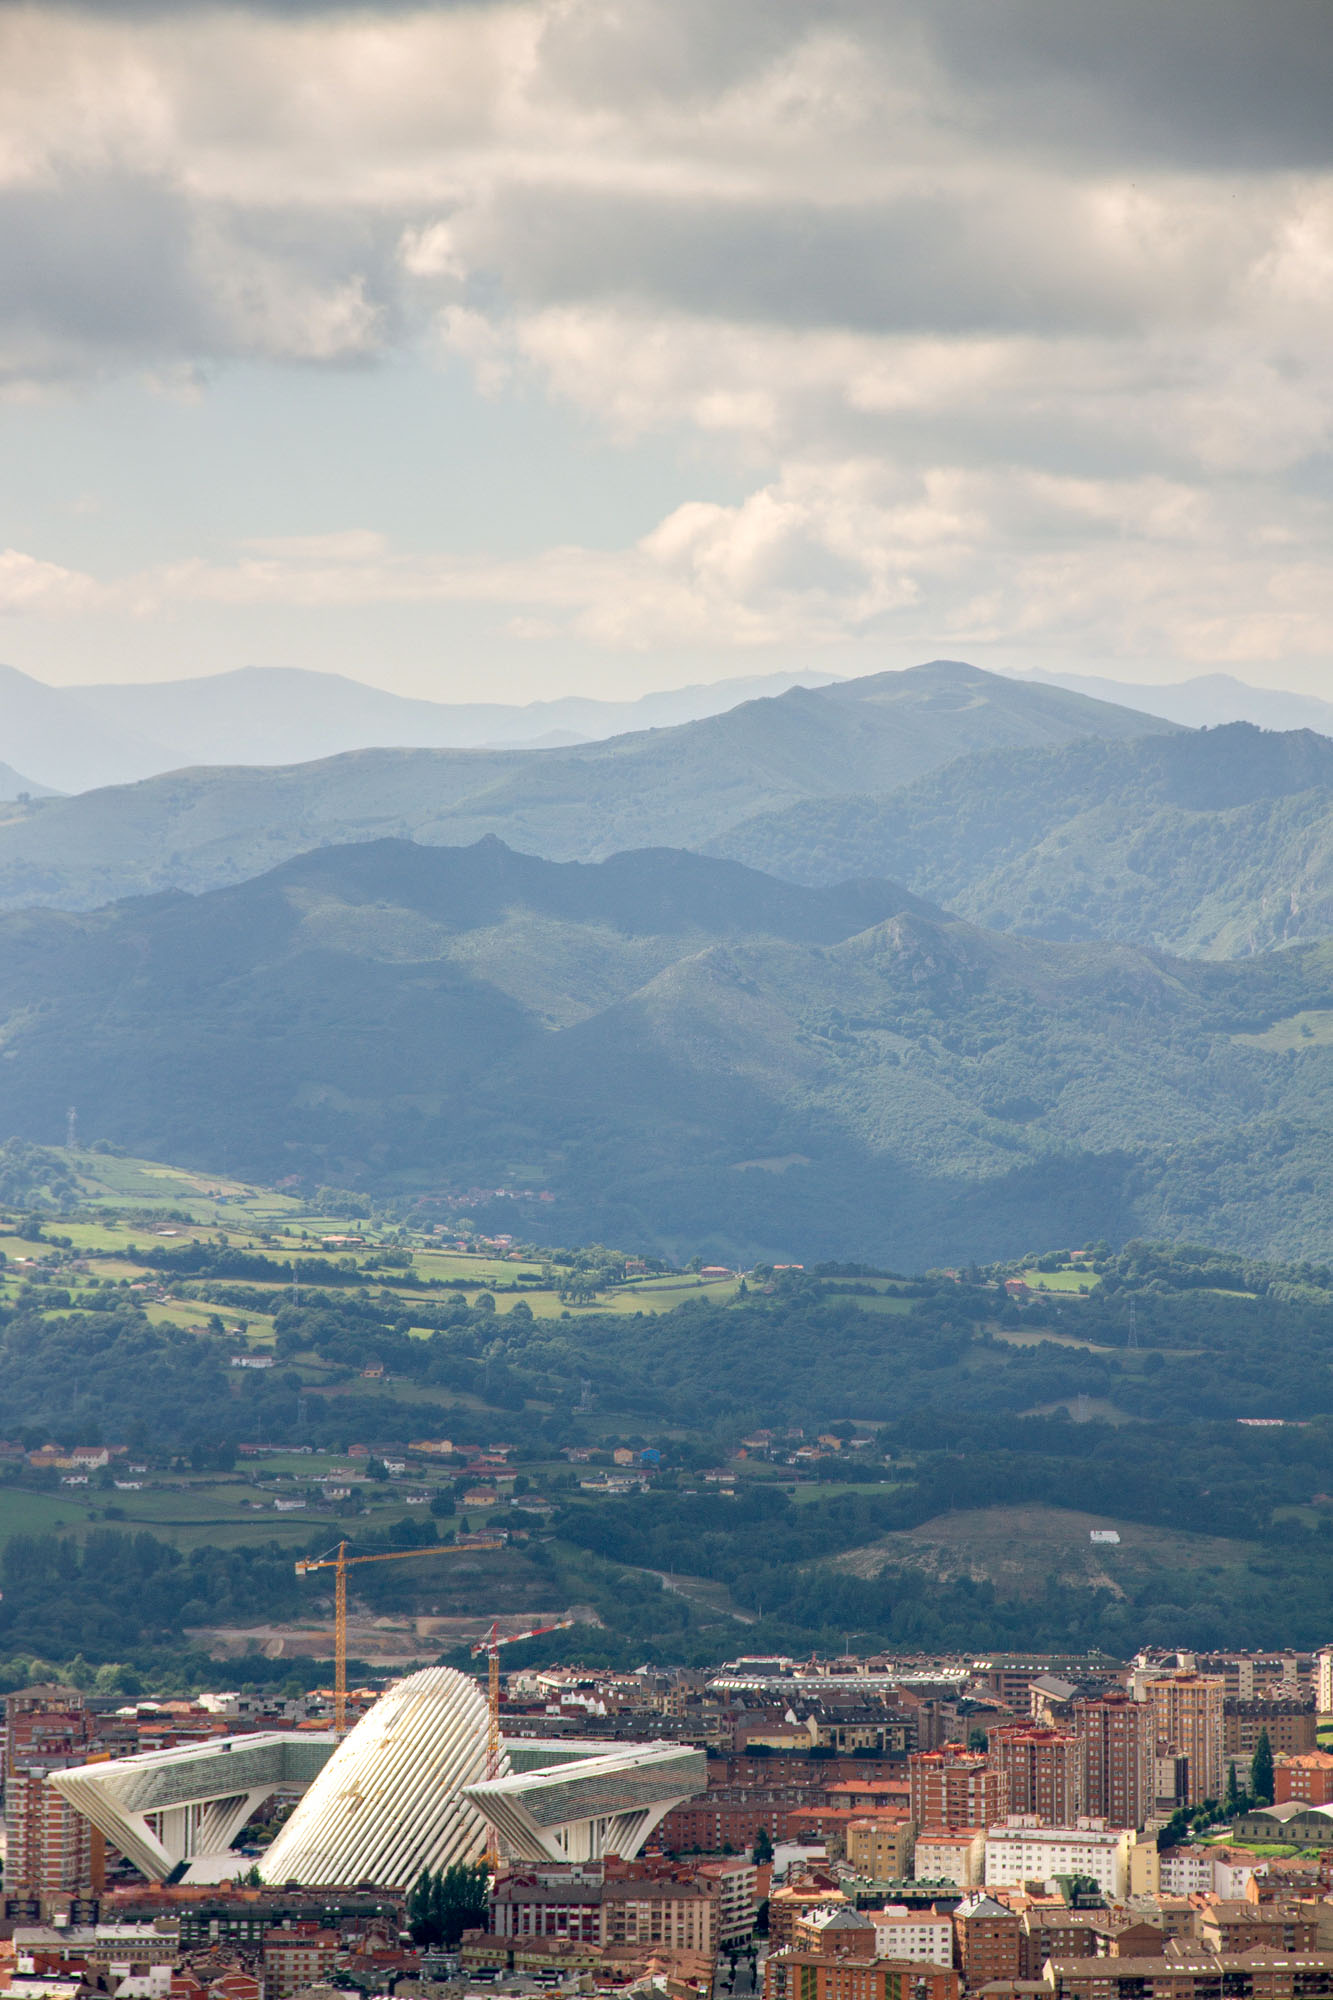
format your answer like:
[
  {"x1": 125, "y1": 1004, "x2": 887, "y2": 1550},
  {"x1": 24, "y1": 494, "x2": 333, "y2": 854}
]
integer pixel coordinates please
[
  {"x1": 711, "y1": 723, "x2": 1333, "y2": 957},
  {"x1": 1, "y1": 836, "x2": 1333, "y2": 1263}
]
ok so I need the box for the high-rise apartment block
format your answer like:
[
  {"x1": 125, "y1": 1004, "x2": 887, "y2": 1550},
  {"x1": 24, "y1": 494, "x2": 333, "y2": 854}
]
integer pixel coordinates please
[
  {"x1": 4, "y1": 1686, "x2": 96, "y2": 1895},
  {"x1": 1146, "y1": 1673, "x2": 1225, "y2": 1807},
  {"x1": 988, "y1": 1725, "x2": 1082, "y2": 1823},
  {"x1": 908, "y1": 1748, "x2": 1006, "y2": 1829},
  {"x1": 1074, "y1": 1692, "x2": 1152, "y2": 1829}
]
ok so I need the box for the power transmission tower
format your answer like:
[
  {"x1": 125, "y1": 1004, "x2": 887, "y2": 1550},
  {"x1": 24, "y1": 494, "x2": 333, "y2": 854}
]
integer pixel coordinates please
[
  {"x1": 1127, "y1": 1298, "x2": 1139, "y2": 1350},
  {"x1": 66, "y1": 1107, "x2": 77, "y2": 1149}
]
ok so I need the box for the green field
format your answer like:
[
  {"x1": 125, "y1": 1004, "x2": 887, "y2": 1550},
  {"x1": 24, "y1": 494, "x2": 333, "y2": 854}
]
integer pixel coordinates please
[
  {"x1": 1233, "y1": 1009, "x2": 1333, "y2": 1053},
  {"x1": 0, "y1": 1487, "x2": 96, "y2": 1544},
  {"x1": 1014, "y1": 1266, "x2": 1100, "y2": 1292},
  {"x1": 789, "y1": 1478, "x2": 902, "y2": 1504}
]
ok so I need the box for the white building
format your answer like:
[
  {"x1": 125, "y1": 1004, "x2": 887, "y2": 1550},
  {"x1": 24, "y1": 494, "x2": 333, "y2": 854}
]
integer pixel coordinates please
[
  {"x1": 1317, "y1": 1647, "x2": 1333, "y2": 1718},
  {"x1": 984, "y1": 1816, "x2": 1129, "y2": 1900},
  {"x1": 1213, "y1": 1851, "x2": 1261, "y2": 1899},
  {"x1": 913, "y1": 1830, "x2": 985, "y2": 1888},
  {"x1": 52, "y1": 1668, "x2": 703, "y2": 1886},
  {"x1": 872, "y1": 1909, "x2": 954, "y2": 1964},
  {"x1": 1158, "y1": 1845, "x2": 1223, "y2": 1896}
]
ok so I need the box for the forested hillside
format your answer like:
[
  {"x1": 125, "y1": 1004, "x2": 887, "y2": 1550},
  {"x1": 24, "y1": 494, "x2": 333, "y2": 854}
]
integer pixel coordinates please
[
  {"x1": 712, "y1": 723, "x2": 1333, "y2": 956},
  {"x1": 1, "y1": 837, "x2": 1333, "y2": 1262}
]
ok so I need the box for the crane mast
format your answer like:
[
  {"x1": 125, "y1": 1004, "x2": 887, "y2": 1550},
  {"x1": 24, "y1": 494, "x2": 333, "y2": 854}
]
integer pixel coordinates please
[
  {"x1": 296, "y1": 1536, "x2": 503, "y2": 1735},
  {"x1": 471, "y1": 1616, "x2": 576, "y2": 1861}
]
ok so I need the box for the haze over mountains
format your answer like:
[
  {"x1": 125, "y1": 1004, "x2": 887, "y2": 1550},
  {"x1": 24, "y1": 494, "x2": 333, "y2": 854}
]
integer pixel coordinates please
[
  {"x1": 3, "y1": 834, "x2": 1331, "y2": 1266},
  {"x1": 0, "y1": 662, "x2": 1169, "y2": 911},
  {"x1": 0, "y1": 661, "x2": 842, "y2": 793},
  {"x1": 1016, "y1": 668, "x2": 1333, "y2": 738},
  {"x1": 6, "y1": 657, "x2": 1330, "y2": 799},
  {"x1": 5, "y1": 654, "x2": 1333, "y2": 1264}
]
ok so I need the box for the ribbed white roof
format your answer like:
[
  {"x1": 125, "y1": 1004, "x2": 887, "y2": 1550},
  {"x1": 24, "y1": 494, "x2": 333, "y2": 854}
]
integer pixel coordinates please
[{"x1": 259, "y1": 1667, "x2": 507, "y2": 1887}]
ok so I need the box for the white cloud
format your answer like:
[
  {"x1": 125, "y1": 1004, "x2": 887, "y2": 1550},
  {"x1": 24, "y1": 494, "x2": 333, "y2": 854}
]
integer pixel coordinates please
[
  {"x1": 0, "y1": 548, "x2": 98, "y2": 613},
  {"x1": 11, "y1": 452, "x2": 1333, "y2": 670},
  {"x1": 3, "y1": 0, "x2": 1333, "y2": 674}
]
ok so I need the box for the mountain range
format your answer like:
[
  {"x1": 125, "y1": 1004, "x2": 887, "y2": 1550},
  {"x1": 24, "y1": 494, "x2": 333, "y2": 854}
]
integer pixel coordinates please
[
  {"x1": 0, "y1": 662, "x2": 1170, "y2": 911},
  {"x1": 5, "y1": 655, "x2": 1333, "y2": 1265},
  {"x1": 0, "y1": 661, "x2": 843, "y2": 793},
  {"x1": 3, "y1": 833, "x2": 1332, "y2": 1267},
  {"x1": 1015, "y1": 667, "x2": 1333, "y2": 736},
  {"x1": 711, "y1": 723, "x2": 1333, "y2": 958},
  {"x1": 0, "y1": 763, "x2": 51, "y2": 804}
]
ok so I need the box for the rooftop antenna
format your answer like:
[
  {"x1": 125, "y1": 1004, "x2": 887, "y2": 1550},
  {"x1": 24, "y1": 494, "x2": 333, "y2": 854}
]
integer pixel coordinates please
[{"x1": 66, "y1": 1107, "x2": 77, "y2": 1149}]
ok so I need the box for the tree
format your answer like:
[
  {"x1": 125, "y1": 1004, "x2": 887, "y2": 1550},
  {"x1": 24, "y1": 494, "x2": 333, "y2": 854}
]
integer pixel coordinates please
[
  {"x1": 752, "y1": 1826, "x2": 773, "y2": 1865},
  {"x1": 407, "y1": 1862, "x2": 490, "y2": 1947},
  {"x1": 1225, "y1": 1761, "x2": 1240, "y2": 1812},
  {"x1": 1250, "y1": 1728, "x2": 1274, "y2": 1807},
  {"x1": 437, "y1": 1861, "x2": 491, "y2": 1946},
  {"x1": 407, "y1": 1868, "x2": 436, "y2": 1945}
]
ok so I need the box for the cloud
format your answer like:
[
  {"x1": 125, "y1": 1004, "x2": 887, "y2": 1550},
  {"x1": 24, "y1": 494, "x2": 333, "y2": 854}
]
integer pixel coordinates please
[
  {"x1": 4, "y1": 0, "x2": 1333, "y2": 672},
  {"x1": 14, "y1": 452, "x2": 1333, "y2": 669},
  {"x1": 0, "y1": 548, "x2": 98, "y2": 613}
]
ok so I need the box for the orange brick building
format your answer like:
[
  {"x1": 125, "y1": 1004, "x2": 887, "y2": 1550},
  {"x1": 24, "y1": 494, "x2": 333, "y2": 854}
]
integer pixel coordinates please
[
  {"x1": 954, "y1": 1893, "x2": 1023, "y2": 1986},
  {"x1": 766, "y1": 1954, "x2": 960, "y2": 2000},
  {"x1": 909, "y1": 1749, "x2": 1006, "y2": 1830},
  {"x1": 1276, "y1": 1751, "x2": 1333, "y2": 1805}
]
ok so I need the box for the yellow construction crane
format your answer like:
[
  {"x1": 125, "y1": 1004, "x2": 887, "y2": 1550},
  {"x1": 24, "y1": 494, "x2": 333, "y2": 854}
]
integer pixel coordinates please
[{"x1": 296, "y1": 1538, "x2": 504, "y2": 1735}]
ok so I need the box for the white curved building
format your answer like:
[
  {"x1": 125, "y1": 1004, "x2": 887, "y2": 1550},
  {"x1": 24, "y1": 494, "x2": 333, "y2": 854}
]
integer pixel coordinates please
[
  {"x1": 259, "y1": 1668, "x2": 500, "y2": 1887},
  {"x1": 48, "y1": 1732, "x2": 335, "y2": 1883},
  {"x1": 51, "y1": 1666, "x2": 705, "y2": 1888}
]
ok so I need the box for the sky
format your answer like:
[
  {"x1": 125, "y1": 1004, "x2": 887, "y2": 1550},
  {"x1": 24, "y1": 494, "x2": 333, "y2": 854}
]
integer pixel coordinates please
[{"x1": 3, "y1": 0, "x2": 1333, "y2": 701}]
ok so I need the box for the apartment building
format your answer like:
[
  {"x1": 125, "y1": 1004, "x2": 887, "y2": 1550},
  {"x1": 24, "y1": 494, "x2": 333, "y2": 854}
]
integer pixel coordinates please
[
  {"x1": 1225, "y1": 1700, "x2": 1316, "y2": 1761},
  {"x1": 491, "y1": 1862, "x2": 717, "y2": 1956},
  {"x1": 1044, "y1": 1954, "x2": 1333, "y2": 2000},
  {"x1": 955, "y1": 1894, "x2": 1023, "y2": 1986},
  {"x1": 1074, "y1": 1693, "x2": 1152, "y2": 1830},
  {"x1": 1196, "y1": 1905, "x2": 1318, "y2": 1956},
  {"x1": 692, "y1": 1857, "x2": 759, "y2": 1945},
  {"x1": 845, "y1": 1817, "x2": 914, "y2": 1881},
  {"x1": 910, "y1": 1748, "x2": 1006, "y2": 1829},
  {"x1": 769, "y1": 1883, "x2": 848, "y2": 1950},
  {"x1": 4, "y1": 1765, "x2": 95, "y2": 1897},
  {"x1": 914, "y1": 1830, "x2": 985, "y2": 1889},
  {"x1": 262, "y1": 1930, "x2": 342, "y2": 1999},
  {"x1": 1317, "y1": 1649, "x2": 1333, "y2": 1718},
  {"x1": 985, "y1": 1818, "x2": 1129, "y2": 1900},
  {"x1": 990, "y1": 1727, "x2": 1083, "y2": 1823},
  {"x1": 1276, "y1": 1751, "x2": 1333, "y2": 1805},
  {"x1": 766, "y1": 1952, "x2": 960, "y2": 2000},
  {"x1": 1146, "y1": 1675, "x2": 1225, "y2": 1807},
  {"x1": 871, "y1": 1909, "x2": 954, "y2": 1966},
  {"x1": 602, "y1": 1874, "x2": 716, "y2": 1955}
]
